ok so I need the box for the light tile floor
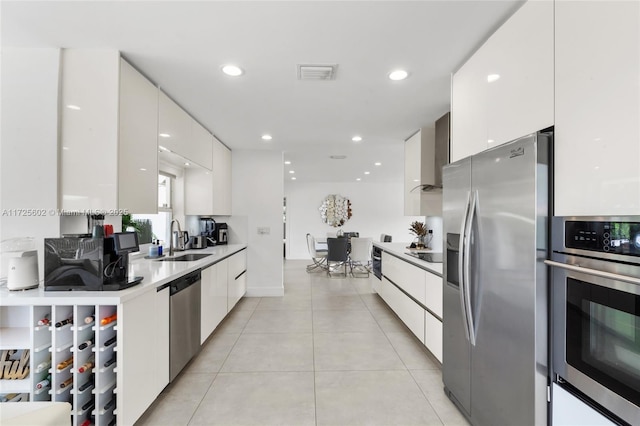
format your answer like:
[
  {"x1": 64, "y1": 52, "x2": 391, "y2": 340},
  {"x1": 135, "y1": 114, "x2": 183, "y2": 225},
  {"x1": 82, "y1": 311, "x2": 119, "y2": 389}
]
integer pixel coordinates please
[{"x1": 136, "y1": 260, "x2": 470, "y2": 426}]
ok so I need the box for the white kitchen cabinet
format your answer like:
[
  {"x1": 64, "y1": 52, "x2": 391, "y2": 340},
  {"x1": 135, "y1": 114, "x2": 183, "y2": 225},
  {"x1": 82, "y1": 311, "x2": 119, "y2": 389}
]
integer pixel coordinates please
[
  {"x1": 191, "y1": 120, "x2": 214, "y2": 170},
  {"x1": 451, "y1": 0, "x2": 553, "y2": 162},
  {"x1": 154, "y1": 287, "x2": 170, "y2": 396},
  {"x1": 554, "y1": 0, "x2": 640, "y2": 216},
  {"x1": 379, "y1": 276, "x2": 425, "y2": 344},
  {"x1": 425, "y1": 312, "x2": 443, "y2": 363},
  {"x1": 404, "y1": 128, "x2": 441, "y2": 216},
  {"x1": 118, "y1": 289, "x2": 161, "y2": 426},
  {"x1": 382, "y1": 252, "x2": 426, "y2": 305},
  {"x1": 201, "y1": 262, "x2": 227, "y2": 344},
  {"x1": 60, "y1": 51, "x2": 158, "y2": 213},
  {"x1": 158, "y1": 91, "x2": 214, "y2": 171},
  {"x1": 424, "y1": 271, "x2": 442, "y2": 319},
  {"x1": 404, "y1": 130, "x2": 422, "y2": 216},
  {"x1": 212, "y1": 136, "x2": 232, "y2": 215},
  {"x1": 227, "y1": 249, "x2": 247, "y2": 311},
  {"x1": 184, "y1": 136, "x2": 232, "y2": 216},
  {"x1": 552, "y1": 383, "x2": 616, "y2": 426},
  {"x1": 158, "y1": 91, "x2": 192, "y2": 163}
]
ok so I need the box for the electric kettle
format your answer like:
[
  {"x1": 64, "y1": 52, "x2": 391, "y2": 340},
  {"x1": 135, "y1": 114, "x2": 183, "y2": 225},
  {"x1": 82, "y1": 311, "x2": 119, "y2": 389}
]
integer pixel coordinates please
[{"x1": 171, "y1": 231, "x2": 189, "y2": 251}]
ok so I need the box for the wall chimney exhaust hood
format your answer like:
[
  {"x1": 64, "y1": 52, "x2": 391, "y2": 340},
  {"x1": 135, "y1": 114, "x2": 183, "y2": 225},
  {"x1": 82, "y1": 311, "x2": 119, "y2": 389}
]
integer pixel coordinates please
[{"x1": 410, "y1": 112, "x2": 450, "y2": 193}]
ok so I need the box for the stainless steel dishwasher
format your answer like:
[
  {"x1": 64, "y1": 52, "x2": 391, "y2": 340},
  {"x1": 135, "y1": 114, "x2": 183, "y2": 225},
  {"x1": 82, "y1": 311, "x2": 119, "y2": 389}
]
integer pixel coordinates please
[{"x1": 169, "y1": 269, "x2": 201, "y2": 382}]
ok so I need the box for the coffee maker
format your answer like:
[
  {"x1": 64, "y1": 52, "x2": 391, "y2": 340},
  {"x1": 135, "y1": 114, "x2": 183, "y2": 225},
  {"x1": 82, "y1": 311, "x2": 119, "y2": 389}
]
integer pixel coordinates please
[
  {"x1": 200, "y1": 217, "x2": 216, "y2": 246},
  {"x1": 216, "y1": 223, "x2": 228, "y2": 245}
]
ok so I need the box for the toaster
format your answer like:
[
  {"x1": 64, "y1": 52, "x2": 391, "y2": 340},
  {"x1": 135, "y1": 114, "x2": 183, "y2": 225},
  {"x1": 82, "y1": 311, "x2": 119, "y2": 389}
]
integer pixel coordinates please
[{"x1": 191, "y1": 235, "x2": 207, "y2": 249}]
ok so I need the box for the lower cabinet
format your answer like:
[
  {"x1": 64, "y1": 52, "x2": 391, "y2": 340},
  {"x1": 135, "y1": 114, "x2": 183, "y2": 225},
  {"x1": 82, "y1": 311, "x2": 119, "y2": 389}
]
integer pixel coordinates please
[
  {"x1": 201, "y1": 261, "x2": 228, "y2": 344},
  {"x1": 375, "y1": 252, "x2": 443, "y2": 362},
  {"x1": 552, "y1": 384, "x2": 616, "y2": 426},
  {"x1": 119, "y1": 288, "x2": 167, "y2": 426},
  {"x1": 227, "y1": 249, "x2": 247, "y2": 312}
]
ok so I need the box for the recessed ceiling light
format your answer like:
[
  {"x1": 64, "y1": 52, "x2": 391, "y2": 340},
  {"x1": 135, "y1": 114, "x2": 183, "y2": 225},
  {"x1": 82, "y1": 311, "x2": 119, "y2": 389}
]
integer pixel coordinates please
[
  {"x1": 261, "y1": 134, "x2": 272, "y2": 141},
  {"x1": 139, "y1": 168, "x2": 147, "y2": 171},
  {"x1": 487, "y1": 74, "x2": 500, "y2": 83},
  {"x1": 284, "y1": 161, "x2": 291, "y2": 165},
  {"x1": 374, "y1": 162, "x2": 382, "y2": 166},
  {"x1": 289, "y1": 170, "x2": 295, "y2": 174},
  {"x1": 222, "y1": 64, "x2": 244, "y2": 76},
  {"x1": 62, "y1": 146, "x2": 69, "y2": 151},
  {"x1": 488, "y1": 139, "x2": 494, "y2": 144},
  {"x1": 184, "y1": 162, "x2": 190, "y2": 167},
  {"x1": 159, "y1": 133, "x2": 171, "y2": 138},
  {"x1": 352, "y1": 136, "x2": 362, "y2": 142},
  {"x1": 364, "y1": 171, "x2": 370, "y2": 175},
  {"x1": 356, "y1": 178, "x2": 361, "y2": 181},
  {"x1": 388, "y1": 69, "x2": 409, "y2": 81},
  {"x1": 291, "y1": 177, "x2": 297, "y2": 180},
  {"x1": 66, "y1": 104, "x2": 81, "y2": 110}
]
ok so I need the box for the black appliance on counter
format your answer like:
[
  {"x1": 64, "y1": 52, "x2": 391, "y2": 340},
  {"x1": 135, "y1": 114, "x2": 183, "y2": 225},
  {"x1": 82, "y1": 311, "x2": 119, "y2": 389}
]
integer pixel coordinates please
[
  {"x1": 44, "y1": 232, "x2": 143, "y2": 291},
  {"x1": 200, "y1": 217, "x2": 217, "y2": 246},
  {"x1": 216, "y1": 223, "x2": 228, "y2": 245}
]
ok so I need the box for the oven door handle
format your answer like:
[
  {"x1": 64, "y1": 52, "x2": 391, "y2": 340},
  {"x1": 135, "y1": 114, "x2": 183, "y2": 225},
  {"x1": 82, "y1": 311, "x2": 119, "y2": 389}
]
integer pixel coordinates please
[{"x1": 544, "y1": 260, "x2": 640, "y2": 286}]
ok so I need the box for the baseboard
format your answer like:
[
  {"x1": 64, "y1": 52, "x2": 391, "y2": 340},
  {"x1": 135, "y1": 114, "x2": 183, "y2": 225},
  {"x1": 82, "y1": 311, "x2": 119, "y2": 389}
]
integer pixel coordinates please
[{"x1": 245, "y1": 286, "x2": 284, "y2": 297}]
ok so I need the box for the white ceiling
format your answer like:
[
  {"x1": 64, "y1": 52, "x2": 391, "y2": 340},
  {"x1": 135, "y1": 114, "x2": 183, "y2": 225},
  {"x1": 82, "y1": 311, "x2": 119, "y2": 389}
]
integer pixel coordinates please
[{"x1": 1, "y1": 0, "x2": 524, "y2": 183}]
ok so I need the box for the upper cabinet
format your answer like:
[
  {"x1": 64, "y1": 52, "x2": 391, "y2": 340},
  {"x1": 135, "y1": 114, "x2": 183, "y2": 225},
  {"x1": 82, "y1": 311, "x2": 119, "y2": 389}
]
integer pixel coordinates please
[
  {"x1": 158, "y1": 91, "x2": 213, "y2": 170},
  {"x1": 404, "y1": 128, "x2": 442, "y2": 217},
  {"x1": 185, "y1": 136, "x2": 232, "y2": 216},
  {"x1": 60, "y1": 50, "x2": 158, "y2": 213},
  {"x1": 554, "y1": 0, "x2": 640, "y2": 216},
  {"x1": 451, "y1": 0, "x2": 554, "y2": 162}
]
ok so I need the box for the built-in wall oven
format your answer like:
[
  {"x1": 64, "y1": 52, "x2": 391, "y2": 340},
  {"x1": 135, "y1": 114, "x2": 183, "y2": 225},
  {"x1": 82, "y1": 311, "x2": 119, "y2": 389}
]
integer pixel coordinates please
[{"x1": 547, "y1": 217, "x2": 640, "y2": 425}]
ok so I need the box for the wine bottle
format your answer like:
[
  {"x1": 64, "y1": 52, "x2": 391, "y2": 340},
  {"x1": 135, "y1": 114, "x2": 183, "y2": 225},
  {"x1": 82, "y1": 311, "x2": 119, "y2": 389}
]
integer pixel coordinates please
[
  {"x1": 59, "y1": 376, "x2": 73, "y2": 388},
  {"x1": 79, "y1": 420, "x2": 91, "y2": 426},
  {"x1": 35, "y1": 375, "x2": 51, "y2": 389},
  {"x1": 78, "y1": 357, "x2": 95, "y2": 373},
  {"x1": 37, "y1": 314, "x2": 50, "y2": 326},
  {"x1": 84, "y1": 314, "x2": 95, "y2": 324},
  {"x1": 103, "y1": 355, "x2": 116, "y2": 368},
  {"x1": 78, "y1": 379, "x2": 93, "y2": 392},
  {"x1": 78, "y1": 338, "x2": 94, "y2": 351},
  {"x1": 35, "y1": 359, "x2": 51, "y2": 373},
  {"x1": 100, "y1": 313, "x2": 117, "y2": 326},
  {"x1": 81, "y1": 400, "x2": 95, "y2": 412},
  {"x1": 104, "y1": 397, "x2": 116, "y2": 411},
  {"x1": 57, "y1": 356, "x2": 73, "y2": 370},
  {"x1": 55, "y1": 317, "x2": 73, "y2": 328},
  {"x1": 104, "y1": 336, "x2": 116, "y2": 347}
]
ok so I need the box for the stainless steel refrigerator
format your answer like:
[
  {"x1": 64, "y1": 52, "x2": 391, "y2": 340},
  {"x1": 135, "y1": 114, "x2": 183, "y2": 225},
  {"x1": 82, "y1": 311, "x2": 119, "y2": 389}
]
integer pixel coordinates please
[{"x1": 442, "y1": 130, "x2": 551, "y2": 426}]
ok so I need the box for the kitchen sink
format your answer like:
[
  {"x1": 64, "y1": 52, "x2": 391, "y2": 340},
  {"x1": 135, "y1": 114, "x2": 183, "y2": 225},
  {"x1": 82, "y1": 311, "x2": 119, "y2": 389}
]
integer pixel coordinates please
[{"x1": 161, "y1": 253, "x2": 212, "y2": 262}]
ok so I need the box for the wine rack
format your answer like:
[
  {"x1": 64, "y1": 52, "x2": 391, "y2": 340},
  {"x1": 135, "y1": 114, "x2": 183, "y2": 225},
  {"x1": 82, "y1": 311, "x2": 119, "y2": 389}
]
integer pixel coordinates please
[{"x1": 0, "y1": 304, "x2": 118, "y2": 426}]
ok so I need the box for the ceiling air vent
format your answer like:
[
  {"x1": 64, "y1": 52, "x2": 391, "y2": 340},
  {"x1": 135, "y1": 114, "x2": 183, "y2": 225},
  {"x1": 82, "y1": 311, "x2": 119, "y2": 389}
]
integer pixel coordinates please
[{"x1": 297, "y1": 64, "x2": 338, "y2": 80}]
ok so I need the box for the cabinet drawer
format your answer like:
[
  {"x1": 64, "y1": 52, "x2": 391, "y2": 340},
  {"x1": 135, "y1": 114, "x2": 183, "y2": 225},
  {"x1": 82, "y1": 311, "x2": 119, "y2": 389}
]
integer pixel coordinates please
[
  {"x1": 379, "y1": 277, "x2": 425, "y2": 344},
  {"x1": 425, "y1": 311, "x2": 443, "y2": 363},
  {"x1": 382, "y1": 252, "x2": 426, "y2": 305},
  {"x1": 228, "y1": 250, "x2": 247, "y2": 279},
  {"x1": 424, "y1": 272, "x2": 443, "y2": 319}
]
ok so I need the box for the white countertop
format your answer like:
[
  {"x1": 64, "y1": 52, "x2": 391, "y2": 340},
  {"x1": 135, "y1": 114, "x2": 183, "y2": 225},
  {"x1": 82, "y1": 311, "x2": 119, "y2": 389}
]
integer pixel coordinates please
[
  {"x1": 0, "y1": 244, "x2": 247, "y2": 306},
  {"x1": 373, "y1": 242, "x2": 443, "y2": 276}
]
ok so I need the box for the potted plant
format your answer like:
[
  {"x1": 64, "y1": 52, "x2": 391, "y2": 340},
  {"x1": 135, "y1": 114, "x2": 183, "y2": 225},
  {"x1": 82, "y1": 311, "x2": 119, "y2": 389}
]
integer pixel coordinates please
[{"x1": 409, "y1": 221, "x2": 428, "y2": 249}]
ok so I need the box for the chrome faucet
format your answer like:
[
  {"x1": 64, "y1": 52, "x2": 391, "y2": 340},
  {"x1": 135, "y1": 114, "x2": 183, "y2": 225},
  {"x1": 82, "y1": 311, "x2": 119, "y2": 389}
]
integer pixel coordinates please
[{"x1": 169, "y1": 219, "x2": 183, "y2": 257}]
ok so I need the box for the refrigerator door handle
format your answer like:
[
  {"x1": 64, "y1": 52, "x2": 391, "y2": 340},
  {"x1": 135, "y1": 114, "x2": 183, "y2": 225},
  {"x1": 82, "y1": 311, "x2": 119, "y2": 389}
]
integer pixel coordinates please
[
  {"x1": 459, "y1": 191, "x2": 472, "y2": 342},
  {"x1": 463, "y1": 190, "x2": 478, "y2": 346}
]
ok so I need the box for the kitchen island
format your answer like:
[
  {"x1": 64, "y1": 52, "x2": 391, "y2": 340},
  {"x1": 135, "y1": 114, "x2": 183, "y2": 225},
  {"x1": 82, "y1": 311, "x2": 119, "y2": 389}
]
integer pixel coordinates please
[
  {"x1": 0, "y1": 243, "x2": 247, "y2": 426},
  {"x1": 373, "y1": 242, "x2": 443, "y2": 362}
]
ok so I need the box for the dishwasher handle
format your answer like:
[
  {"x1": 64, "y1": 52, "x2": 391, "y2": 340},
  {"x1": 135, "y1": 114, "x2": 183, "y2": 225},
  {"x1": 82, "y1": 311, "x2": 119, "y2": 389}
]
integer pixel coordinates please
[{"x1": 170, "y1": 270, "x2": 201, "y2": 295}]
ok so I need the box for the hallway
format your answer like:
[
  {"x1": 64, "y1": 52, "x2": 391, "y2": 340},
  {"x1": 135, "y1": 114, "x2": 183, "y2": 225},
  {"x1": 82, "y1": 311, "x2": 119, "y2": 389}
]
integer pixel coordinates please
[{"x1": 136, "y1": 260, "x2": 468, "y2": 425}]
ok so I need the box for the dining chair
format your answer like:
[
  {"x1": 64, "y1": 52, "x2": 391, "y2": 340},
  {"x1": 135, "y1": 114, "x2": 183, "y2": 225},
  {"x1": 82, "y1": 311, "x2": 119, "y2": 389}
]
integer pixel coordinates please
[
  {"x1": 326, "y1": 237, "x2": 349, "y2": 277},
  {"x1": 349, "y1": 237, "x2": 373, "y2": 277},
  {"x1": 306, "y1": 233, "x2": 327, "y2": 272}
]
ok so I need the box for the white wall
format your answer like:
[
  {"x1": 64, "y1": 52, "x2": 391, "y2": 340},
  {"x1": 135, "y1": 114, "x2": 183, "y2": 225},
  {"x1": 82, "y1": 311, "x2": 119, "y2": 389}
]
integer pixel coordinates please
[
  {"x1": 285, "y1": 180, "x2": 442, "y2": 259},
  {"x1": 230, "y1": 150, "x2": 284, "y2": 297},
  {"x1": 0, "y1": 48, "x2": 61, "y2": 281}
]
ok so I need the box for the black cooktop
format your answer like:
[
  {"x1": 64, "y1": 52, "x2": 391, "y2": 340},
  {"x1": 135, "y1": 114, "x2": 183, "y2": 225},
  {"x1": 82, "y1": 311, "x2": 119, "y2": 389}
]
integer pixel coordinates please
[{"x1": 406, "y1": 252, "x2": 443, "y2": 263}]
